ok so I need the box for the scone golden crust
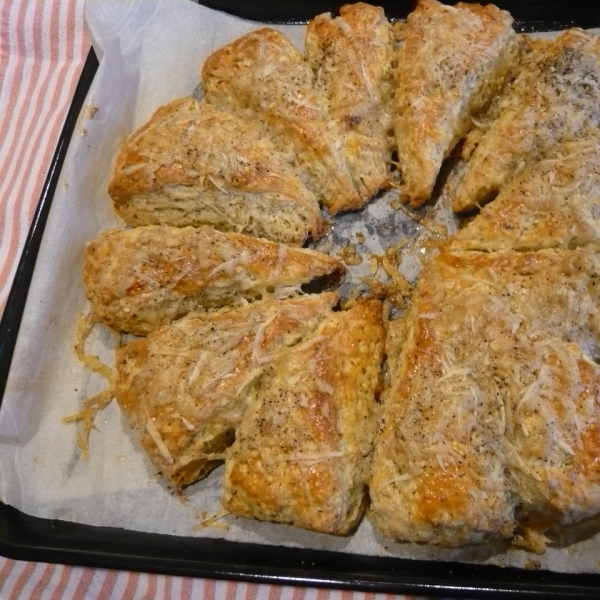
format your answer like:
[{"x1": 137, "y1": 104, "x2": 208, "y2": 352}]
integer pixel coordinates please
[
  {"x1": 115, "y1": 293, "x2": 339, "y2": 489},
  {"x1": 370, "y1": 249, "x2": 600, "y2": 546},
  {"x1": 459, "y1": 34, "x2": 552, "y2": 162},
  {"x1": 393, "y1": 0, "x2": 515, "y2": 207},
  {"x1": 202, "y1": 28, "x2": 363, "y2": 214},
  {"x1": 108, "y1": 97, "x2": 323, "y2": 246},
  {"x1": 448, "y1": 130, "x2": 600, "y2": 252},
  {"x1": 305, "y1": 3, "x2": 393, "y2": 201},
  {"x1": 222, "y1": 299, "x2": 385, "y2": 534},
  {"x1": 454, "y1": 28, "x2": 600, "y2": 213},
  {"x1": 84, "y1": 225, "x2": 344, "y2": 336}
]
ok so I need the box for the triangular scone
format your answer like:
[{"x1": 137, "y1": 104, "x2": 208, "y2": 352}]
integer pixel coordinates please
[
  {"x1": 84, "y1": 225, "x2": 343, "y2": 336},
  {"x1": 448, "y1": 130, "x2": 600, "y2": 252},
  {"x1": 371, "y1": 286, "x2": 516, "y2": 546},
  {"x1": 459, "y1": 35, "x2": 552, "y2": 163},
  {"x1": 393, "y1": 0, "x2": 515, "y2": 207},
  {"x1": 454, "y1": 29, "x2": 600, "y2": 213},
  {"x1": 108, "y1": 97, "x2": 323, "y2": 245},
  {"x1": 305, "y1": 3, "x2": 393, "y2": 201},
  {"x1": 201, "y1": 28, "x2": 362, "y2": 214},
  {"x1": 115, "y1": 293, "x2": 338, "y2": 489},
  {"x1": 222, "y1": 299, "x2": 385, "y2": 534},
  {"x1": 370, "y1": 249, "x2": 600, "y2": 546}
]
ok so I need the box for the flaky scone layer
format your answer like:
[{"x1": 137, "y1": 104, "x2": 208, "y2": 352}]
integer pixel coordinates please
[
  {"x1": 115, "y1": 293, "x2": 339, "y2": 488},
  {"x1": 454, "y1": 28, "x2": 600, "y2": 212},
  {"x1": 223, "y1": 299, "x2": 385, "y2": 534},
  {"x1": 394, "y1": 0, "x2": 515, "y2": 207},
  {"x1": 109, "y1": 97, "x2": 324, "y2": 245},
  {"x1": 371, "y1": 249, "x2": 600, "y2": 546},
  {"x1": 84, "y1": 225, "x2": 343, "y2": 336}
]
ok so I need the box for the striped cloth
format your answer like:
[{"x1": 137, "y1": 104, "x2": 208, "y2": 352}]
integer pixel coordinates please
[
  {"x1": 0, "y1": 559, "x2": 438, "y2": 600},
  {"x1": 0, "y1": 0, "x2": 89, "y2": 313},
  {"x1": 0, "y1": 0, "x2": 430, "y2": 598}
]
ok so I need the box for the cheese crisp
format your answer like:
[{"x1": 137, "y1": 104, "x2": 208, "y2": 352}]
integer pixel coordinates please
[
  {"x1": 454, "y1": 28, "x2": 600, "y2": 213},
  {"x1": 371, "y1": 249, "x2": 600, "y2": 546},
  {"x1": 449, "y1": 130, "x2": 600, "y2": 252},
  {"x1": 223, "y1": 299, "x2": 385, "y2": 534},
  {"x1": 305, "y1": 3, "x2": 393, "y2": 201},
  {"x1": 108, "y1": 97, "x2": 324, "y2": 246},
  {"x1": 393, "y1": 0, "x2": 515, "y2": 207},
  {"x1": 84, "y1": 225, "x2": 343, "y2": 336},
  {"x1": 202, "y1": 28, "x2": 363, "y2": 214},
  {"x1": 115, "y1": 293, "x2": 339, "y2": 488}
]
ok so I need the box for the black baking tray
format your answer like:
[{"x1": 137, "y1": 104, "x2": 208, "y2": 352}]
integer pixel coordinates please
[{"x1": 2, "y1": 1, "x2": 600, "y2": 597}]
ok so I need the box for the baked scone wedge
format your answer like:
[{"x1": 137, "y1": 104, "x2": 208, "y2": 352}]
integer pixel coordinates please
[
  {"x1": 448, "y1": 130, "x2": 600, "y2": 252},
  {"x1": 371, "y1": 282, "x2": 516, "y2": 546},
  {"x1": 305, "y1": 3, "x2": 393, "y2": 201},
  {"x1": 454, "y1": 28, "x2": 600, "y2": 213},
  {"x1": 222, "y1": 299, "x2": 385, "y2": 534},
  {"x1": 393, "y1": 0, "x2": 515, "y2": 207},
  {"x1": 108, "y1": 97, "x2": 324, "y2": 246},
  {"x1": 459, "y1": 34, "x2": 553, "y2": 164},
  {"x1": 115, "y1": 292, "x2": 339, "y2": 488},
  {"x1": 459, "y1": 249, "x2": 600, "y2": 539},
  {"x1": 84, "y1": 225, "x2": 343, "y2": 336},
  {"x1": 370, "y1": 249, "x2": 600, "y2": 546},
  {"x1": 202, "y1": 28, "x2": 363, "y2": 214}
]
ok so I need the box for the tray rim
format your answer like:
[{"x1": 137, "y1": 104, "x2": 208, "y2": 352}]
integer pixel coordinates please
[{"x1": 2, "y1": 3, "x2": 600, "y2": 596}]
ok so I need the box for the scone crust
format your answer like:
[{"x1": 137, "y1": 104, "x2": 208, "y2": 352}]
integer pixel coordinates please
[
  {"x1": 448, "y1": 129, "x2": 600, "y2": 252},
  {"x1": 84, "y1": 225, "x2": 343, "y2": 336},
  {"x1": 371, "y1": 249, "x2": 600, "y2": 545},
  {"x1": 223, "y1": 299, "x2": 385, "y2": 534},
  {"x1": 202, "y1": 28, "x2": 363, "y2": 214},
  {"x1": 305, "y1": 3, "x2": 393, "y2": 202},
  {"x1": 108, "y1": 97, "x2": 323, "y2": 245},
  {"x1": 454, "y1": 28, "x2": 600, "y2": 213},
  {"x1": 394, "y1": 0, "x2": 515, "y2": 207},
  {"x1": 115, "y1": 293, "x2": 339, "y2": 488}
]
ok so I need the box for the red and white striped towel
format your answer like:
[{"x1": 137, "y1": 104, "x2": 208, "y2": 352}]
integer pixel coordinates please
[
  {"x1": 0, "y1": 0, "x2": 89, "y2": 314},
  {"x1": 0, "y1": 558, "x2": 436, "y2": 600}
]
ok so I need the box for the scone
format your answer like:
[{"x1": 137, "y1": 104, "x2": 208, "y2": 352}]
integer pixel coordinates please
[
  {"x1": 84, "y1": 225, "x2": 343, "y2": 336},
  {"x1": 108, "y1": 97, "x2": 323, "y2": 245},
  {"x1": 223, "y1": 299, "x2": 385, "y2": 534},
  {"x1": 115, "y1": 293, "x2": 339, "y2": 488},
  {"x1": 202, "y1": 28, "x2": 363, "y2": 214},
  {"x1": 454, "y1": 28, "x2": 600, "y2": 213},
  {"x1": 371, "y1": 249, "x2": 600, "y2": 546},
  {"x1": 393, "y1": 0, "x2": 515, "y2": 207},
  {"x1": 448, "y1": 129, "x2": 600, "y2": 252},
  {"x1": 305, "y1": 3, "x2": 393, "y2": 201}
]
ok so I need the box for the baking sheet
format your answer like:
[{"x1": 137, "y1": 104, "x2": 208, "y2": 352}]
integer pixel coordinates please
[{"x1": 1, "y1": 0, "x2": 600, "y2": 577}]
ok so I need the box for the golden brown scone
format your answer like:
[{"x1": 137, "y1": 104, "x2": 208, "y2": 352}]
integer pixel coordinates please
[
  {"x1": 448, "y1": 130, "x2": 600, "y2": 252},
  {"x1": 222, "y1": 299, "x2": 385, "y2": 534},
  {"x1": 202, "y1": 28, "x2": 363, "y2": 214},
  {"x1": 370, "y1": 249, "x2": 600, "y2": 546},
  {"x1": 460, "y1": 34, "x2": 552, "y2": 161},
  {"x1": 305, "y1": 3, "x2": 393, "y2": 201},
  {"x1": 393, "y1": 0, "x2": 515, "y2": 207},
  {"x1": 84, "y1": 225, "x2": 344, "y2": 336},
  {"x1": 115, "y1": 293, "x2": 339, "y2": 489},
  {"x1": 108, "y1": 97, "x2": 323, "y2": 246},
  {"x1": 454, "y1": 28, "x2": 600, "y2": 213}
]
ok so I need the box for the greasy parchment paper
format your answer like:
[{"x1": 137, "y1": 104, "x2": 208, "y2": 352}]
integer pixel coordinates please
[{"x1": 1, "y1": 0, "x2": 600, "y2": 575}]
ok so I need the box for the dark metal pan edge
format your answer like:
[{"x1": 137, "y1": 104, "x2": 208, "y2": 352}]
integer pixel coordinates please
[
  {"x1": 198, "y1": 0, "x2": 600, "y2": 29},
  {"x1": 2, "y1": 502, "x2": 600, "y2": 598}
]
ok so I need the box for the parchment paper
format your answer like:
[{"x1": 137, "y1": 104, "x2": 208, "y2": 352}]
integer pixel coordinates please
[{"x1": 1, "y1": 0, "x2": 599, "y2": 575}]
